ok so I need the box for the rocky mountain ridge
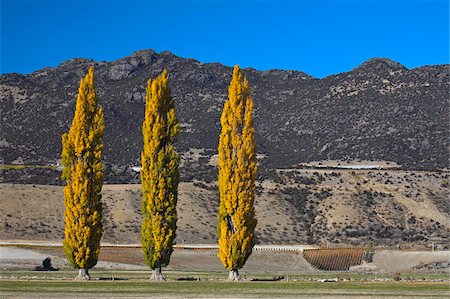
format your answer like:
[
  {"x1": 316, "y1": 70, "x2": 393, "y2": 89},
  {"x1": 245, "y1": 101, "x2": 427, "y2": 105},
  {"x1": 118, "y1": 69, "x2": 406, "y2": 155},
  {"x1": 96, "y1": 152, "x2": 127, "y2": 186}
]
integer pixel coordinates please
[
  {"x1": 1, "y1": 49, "x2": 448, "y2": 184},
  {"x1": 1, "y1": 50, "x2": 449, "y2": 247}
]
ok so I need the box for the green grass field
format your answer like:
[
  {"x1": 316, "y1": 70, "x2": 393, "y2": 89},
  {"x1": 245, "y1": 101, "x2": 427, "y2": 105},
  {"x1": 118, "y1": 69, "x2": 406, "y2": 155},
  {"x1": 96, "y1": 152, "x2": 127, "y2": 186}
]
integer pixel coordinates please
[{"x1": 1, "y1": 270, "x2": 448, "y2": 298}]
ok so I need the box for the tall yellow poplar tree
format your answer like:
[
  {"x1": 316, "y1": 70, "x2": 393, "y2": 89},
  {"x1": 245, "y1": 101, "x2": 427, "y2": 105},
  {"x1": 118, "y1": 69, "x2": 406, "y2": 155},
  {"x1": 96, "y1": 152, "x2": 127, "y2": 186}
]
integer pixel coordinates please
[
  {"x1": 141, "y1": 70, "x2": 180, "y2": 281},
  {"x1": 218, "y1": 65, "x2": 257, "y2": 281},
  {"x1": 61, "y1": 67, "x2": 104, "y2": 280}
]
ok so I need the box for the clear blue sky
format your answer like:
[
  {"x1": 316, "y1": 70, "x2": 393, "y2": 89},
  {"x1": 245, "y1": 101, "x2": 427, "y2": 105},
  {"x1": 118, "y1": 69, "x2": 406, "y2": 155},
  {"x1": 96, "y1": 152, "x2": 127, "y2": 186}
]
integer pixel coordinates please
[{"x1": 1, "y1": 0, "x2": 448, "y2": 78}]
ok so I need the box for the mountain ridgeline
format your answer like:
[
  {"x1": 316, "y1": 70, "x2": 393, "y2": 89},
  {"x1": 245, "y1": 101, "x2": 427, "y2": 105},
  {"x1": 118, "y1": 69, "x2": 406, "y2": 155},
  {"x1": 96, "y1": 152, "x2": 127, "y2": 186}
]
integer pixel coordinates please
[{"x1": 0, "y1": 49, "x2": 448, "y2": 184}]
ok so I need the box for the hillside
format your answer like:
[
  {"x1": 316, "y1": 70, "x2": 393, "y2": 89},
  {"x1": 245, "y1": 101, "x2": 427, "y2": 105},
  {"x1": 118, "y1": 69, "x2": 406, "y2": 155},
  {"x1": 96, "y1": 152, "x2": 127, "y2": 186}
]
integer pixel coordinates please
[
  {"x1": 1, "y1": 49, "x2": 449, "y2": 185},
  {"x1": 1, "y1": 168, "x2": 448, "y2": 247},
  {"x1": 0, "y1": 50, "x2": 449, "y2": 247}
]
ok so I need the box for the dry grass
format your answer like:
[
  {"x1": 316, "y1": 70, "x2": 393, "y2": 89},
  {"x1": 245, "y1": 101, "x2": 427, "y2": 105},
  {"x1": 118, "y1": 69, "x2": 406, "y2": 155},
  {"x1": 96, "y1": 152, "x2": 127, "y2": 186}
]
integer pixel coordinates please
[{"x1": 0, "y1": 168, "x2": 448, "y2": 247}]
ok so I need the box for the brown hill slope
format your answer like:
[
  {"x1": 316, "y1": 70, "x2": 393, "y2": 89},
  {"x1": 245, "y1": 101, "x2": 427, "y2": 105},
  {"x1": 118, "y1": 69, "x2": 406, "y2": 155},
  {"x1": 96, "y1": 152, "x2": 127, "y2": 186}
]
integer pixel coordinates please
[{"x1": 1, "y1": 168, "x2": 447, "y2": 247}]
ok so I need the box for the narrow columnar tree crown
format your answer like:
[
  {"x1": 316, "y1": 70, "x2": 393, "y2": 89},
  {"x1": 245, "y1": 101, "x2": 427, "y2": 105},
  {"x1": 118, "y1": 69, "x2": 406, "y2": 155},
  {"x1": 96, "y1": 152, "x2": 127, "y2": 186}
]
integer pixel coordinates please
[
  {"x1": 140, "y1": 70, "x2": 180, "y2": 280},
  {"x1": 218, "y1": 65, "x2": 257, "y2": 279},
  {"x1": 61, "y1": 67, "x2": 104, "y2": 277}
]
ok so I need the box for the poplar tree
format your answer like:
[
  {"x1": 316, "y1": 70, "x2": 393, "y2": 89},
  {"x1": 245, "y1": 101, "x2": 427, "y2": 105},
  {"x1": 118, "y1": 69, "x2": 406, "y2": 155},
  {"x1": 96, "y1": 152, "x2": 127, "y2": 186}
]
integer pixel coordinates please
[
  {"x1": 61, "y1": 67, "x2": 104, "y2": 280},
  {"x1": 141, "y1": 70, "x2": 180, "y2": 281},
  {"x1": 218, "y1": 65, "x2": 257, "y2": 281}
]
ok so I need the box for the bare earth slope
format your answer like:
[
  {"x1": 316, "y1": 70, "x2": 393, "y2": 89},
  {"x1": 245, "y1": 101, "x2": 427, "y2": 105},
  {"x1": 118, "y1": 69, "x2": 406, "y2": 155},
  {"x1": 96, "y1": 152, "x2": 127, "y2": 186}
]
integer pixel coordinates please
[{"x1": 1, "y1": 168, "x2": 448, "y2": 247}]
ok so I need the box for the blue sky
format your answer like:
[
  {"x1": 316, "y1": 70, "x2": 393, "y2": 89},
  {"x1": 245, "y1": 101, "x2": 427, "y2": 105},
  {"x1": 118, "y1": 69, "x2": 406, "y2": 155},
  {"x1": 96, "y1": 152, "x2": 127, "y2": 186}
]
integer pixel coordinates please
[{"x1": 1, "y1": 0, "x2": 448, "y2": 78}]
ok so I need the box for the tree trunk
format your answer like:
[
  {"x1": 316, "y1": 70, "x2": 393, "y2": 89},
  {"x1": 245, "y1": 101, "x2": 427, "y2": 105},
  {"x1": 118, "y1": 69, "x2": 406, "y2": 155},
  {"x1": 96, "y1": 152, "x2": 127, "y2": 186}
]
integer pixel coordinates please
[
  {"x1": 228, "y1": 269, "x2": 242, "y2": 281},
  {"x1": 75, "y1": 268, "x2": 91, "y2": 280},
  {"x1": 150, "y1": 264, "x2": 165, "y2": 281}
]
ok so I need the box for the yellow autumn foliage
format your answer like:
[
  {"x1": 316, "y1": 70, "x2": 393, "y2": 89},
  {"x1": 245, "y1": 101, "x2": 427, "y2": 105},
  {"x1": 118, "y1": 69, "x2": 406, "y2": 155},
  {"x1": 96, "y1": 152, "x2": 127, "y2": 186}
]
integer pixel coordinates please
[
  {"x1": 61, "y1": 67, "x2": 104, "y2": 270},
  {"x1": 140, "y1": 70, "x2": 180, "y2": 270},
  {"x1": 218, "y1": 65, "x2": 257, "y2": 271}
]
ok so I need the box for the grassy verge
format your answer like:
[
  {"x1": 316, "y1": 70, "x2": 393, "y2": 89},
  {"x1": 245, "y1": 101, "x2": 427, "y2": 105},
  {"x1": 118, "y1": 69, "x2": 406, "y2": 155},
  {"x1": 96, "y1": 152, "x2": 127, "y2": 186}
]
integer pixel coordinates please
[{"x1": 0, "y1": 279, "x2": 448, "y2": 298}]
